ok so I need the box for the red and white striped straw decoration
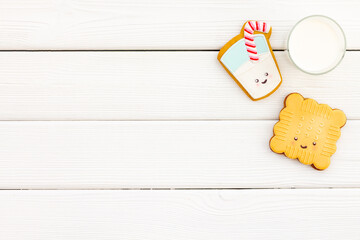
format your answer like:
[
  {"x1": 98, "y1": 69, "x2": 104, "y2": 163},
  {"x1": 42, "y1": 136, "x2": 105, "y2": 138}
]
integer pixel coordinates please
[{"x1": 243, "y1": 21, "x2": 271, "y2": 62}]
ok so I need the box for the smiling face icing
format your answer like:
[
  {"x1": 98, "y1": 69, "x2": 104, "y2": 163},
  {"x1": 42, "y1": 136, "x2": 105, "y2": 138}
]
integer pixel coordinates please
[
  {"x1": 270, "y1": 93, "x2": 346, "y2": 170},
  {"x1": 234, "y1": 53, "x2": 281, "y2": 99},
  {"x1": 220, "y1": 34, "x2": 281, "y2": 100}
]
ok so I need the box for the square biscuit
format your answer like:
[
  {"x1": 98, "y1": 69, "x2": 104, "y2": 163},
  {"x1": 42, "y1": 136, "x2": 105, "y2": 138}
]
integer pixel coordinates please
[{"x1": 270, "y1": 93, "x2": 346, "y2": 170}]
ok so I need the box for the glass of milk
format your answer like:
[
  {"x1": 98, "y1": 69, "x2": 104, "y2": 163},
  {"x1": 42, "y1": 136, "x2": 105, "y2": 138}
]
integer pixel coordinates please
[{"x1": 287, "y1": 15, "x2": 346, "y2": 75}]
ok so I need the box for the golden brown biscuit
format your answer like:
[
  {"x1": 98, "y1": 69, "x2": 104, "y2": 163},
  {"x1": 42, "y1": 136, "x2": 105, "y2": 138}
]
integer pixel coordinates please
[{"x1": 270, "y1": 93, "x2": 346, "y2": 170}]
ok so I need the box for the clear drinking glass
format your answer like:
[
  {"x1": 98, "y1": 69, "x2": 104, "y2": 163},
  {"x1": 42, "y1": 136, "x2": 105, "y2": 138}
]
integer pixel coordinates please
[{"x1": 287, "y1": 15, "x2": 346, "y2": 75}]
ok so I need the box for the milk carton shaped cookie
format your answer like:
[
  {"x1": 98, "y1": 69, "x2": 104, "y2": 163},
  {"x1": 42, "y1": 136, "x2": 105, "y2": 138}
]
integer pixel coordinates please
[{"x1": 218, "y1": 21, "x2": 282, "y2": 101}]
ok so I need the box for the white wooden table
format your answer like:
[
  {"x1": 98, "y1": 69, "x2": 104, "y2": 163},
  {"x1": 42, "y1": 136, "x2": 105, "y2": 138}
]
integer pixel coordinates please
[{"x1": 0, "y1": 1, "x2": 359, "y2": 239}]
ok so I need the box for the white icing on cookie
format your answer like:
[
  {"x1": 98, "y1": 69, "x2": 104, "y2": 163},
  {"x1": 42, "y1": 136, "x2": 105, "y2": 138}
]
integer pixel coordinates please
[
  {"x1": 234, "y1": 53, "x2": 281, "y2": 99},
  {"x1": 219, "y1": 34, "x2": 281, "y2": 100}
]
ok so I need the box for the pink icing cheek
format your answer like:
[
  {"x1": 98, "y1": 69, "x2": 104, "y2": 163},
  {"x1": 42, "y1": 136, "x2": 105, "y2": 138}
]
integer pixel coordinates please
[
  {"x1": 269, "y1": 74, "x2": 273, "y2": 78},
  {"x1": 256, "y1": 83, "x2": 260, "y2": 87}
]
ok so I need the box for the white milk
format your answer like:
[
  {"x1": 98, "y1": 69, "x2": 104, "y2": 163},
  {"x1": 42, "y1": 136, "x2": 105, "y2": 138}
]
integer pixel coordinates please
[{"x1": 288, "y1": 16, "x2": 346, "y2": 74}]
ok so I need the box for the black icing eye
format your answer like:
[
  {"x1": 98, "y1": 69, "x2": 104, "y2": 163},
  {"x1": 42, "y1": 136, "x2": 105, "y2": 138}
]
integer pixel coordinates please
[
  {"x1": 255, "y1": 79, "x2": 259, "y2": 83},
  {"x1": 265, "y1": 72, "x2": 269, "y2": 76},
  {"x1": 294, "y1": 137, "x2": 298, "y2": 141},
  {"x1": 313, "y1": 142, "x2": 316, "y2": 146}
]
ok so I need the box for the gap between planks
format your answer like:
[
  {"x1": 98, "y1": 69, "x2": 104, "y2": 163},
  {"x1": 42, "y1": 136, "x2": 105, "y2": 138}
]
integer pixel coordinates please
[
  {"x1": 2, "y1": 187, "x2": 360, "y2": 190},
  {"x1": 0, "y1": 50, "x2": 359, "y2": 52}
]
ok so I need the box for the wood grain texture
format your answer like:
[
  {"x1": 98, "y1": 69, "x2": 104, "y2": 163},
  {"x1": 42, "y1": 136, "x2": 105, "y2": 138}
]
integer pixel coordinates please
[
  {"x1": 0, "y1": 51, "x2": 358, "y2": 120},
  {"x1": 0, "y1": 0, "x2": 358, "y2": 50},
  {"x1": 0, "y1": 1, "x2": 359, "y2": 237},
  {"x1": 0, "y1": 120, "x2": 358, "y2": 189},
  {"x1": 1, "y1": 190, "x2": 360, "y2": 239}
]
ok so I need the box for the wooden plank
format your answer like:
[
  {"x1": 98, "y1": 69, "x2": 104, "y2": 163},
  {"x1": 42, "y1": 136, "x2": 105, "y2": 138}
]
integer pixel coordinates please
[
  {"x1": 1, "y1": 189, "x2": 359, "y2": 239},
  {"x1": 0, "y1": 0, "x2": 358, "y2": 50},
  {"x1": 0, "y1": 120, "x2": 358, "y2": 189},
  {"x1": 0, "y1": 51, "x2": 358, "y2": 120}
]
